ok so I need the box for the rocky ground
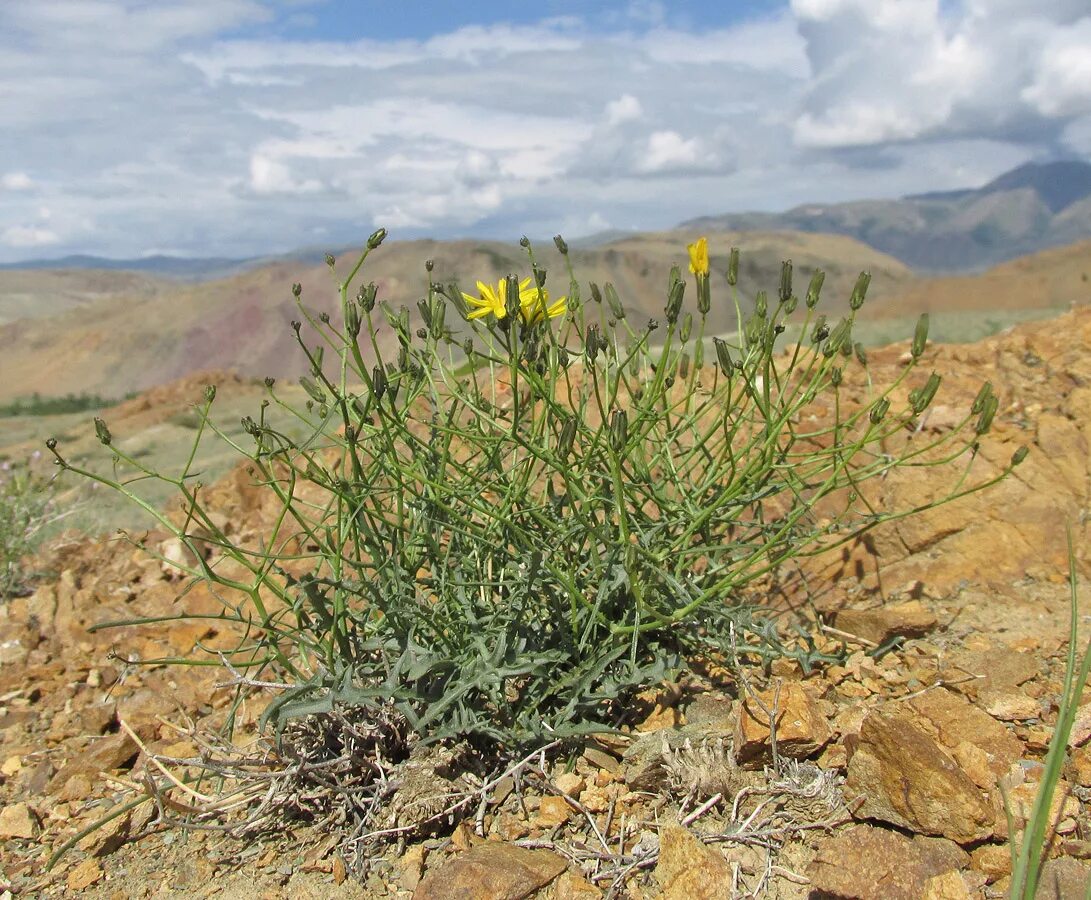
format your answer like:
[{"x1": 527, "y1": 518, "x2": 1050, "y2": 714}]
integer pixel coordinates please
[{"x1": 2, "y1": 308, "x2": 1091, "y2": 898}]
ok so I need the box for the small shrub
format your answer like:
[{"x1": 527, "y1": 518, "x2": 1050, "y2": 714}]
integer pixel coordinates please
[
  {"x1": 0, "y1": 452, "x2": 58, "y2": 600},
  {"x1": 50, "y1": 231, "x2": 1021, "y2": 748},
  {"x1": 0, "y1": 391, "x2": 128, "y2": 417}
]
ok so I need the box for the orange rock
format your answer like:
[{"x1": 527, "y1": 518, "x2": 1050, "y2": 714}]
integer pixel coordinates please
[
  {"x1": 735, "y1": 681, "x2": 832, "y2": 766},
  {"x1": 654, "y1": 824, "x2": 732, "y2": 900},
  {"x1": 413, "y1": 843, "x2": 566, "y2": 900}
]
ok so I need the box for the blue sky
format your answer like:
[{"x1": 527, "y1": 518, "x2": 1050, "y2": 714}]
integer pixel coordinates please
[{"x1": 1, "y1": 0, "x2": 1089, "y2": 262}]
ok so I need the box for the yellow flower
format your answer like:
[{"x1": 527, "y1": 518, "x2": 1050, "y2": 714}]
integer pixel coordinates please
[
  {"x1": 519, "y1": 284, "x2": 567, "y2": 325},
  {"x1": 461, "y1": 277, "x2": 567, "y2": 324},
  {"x1": 461, "y1": 278, "x2": 530, "y2": 321},
  {"x1": 687, "y1": 236, "x2": 709, "y2": 277}
]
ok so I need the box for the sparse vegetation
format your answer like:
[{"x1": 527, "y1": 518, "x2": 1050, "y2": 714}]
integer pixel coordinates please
[
  {"x1": 48, "y1": 231, "x2": 1019, "y2": 754},
  {"x1": 0, "y1": 453, "x2": 59, "y2": 599},
  {"x1": 0, "y1": 391, "x2": 129, "y2": 418}
]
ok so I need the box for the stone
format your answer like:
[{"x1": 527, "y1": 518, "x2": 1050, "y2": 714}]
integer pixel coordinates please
[
  {"x1": 833, "y1": 600, "x2": 937, "y2": 645},
  {"x1": 535, "y1": 796, "x2": 572, "y2": 829},
  {"x1": 1068, "y1": 702, "x2": 1091, "y2": 748},
  {"x1": 808, "y1": 825, "x2": 968, "y2": 900},
  {"x1": 734, "y1": 682, "x2": 832, "y2": 766},
  {"x1": 78, "y1": 809, "x2": 131, "y2": 857},
  {"x1": 908, "y1": 689, "x2": 1024, "y2": 780},
  {"x1": 554, "y1": 773, "x2": 585, "y2": 798},
  {"x1": 846, "y1": 709, "x2": 993, "y2": 843},
  {"x1": 397, "y1": 845, "x2": 427, "y2": 892},
  {"x1": 48, "y1": 732, "x2": 139, "y2": 795},
  {"x1": 970, "y1": 843, "x2": 1012, "y2": 881},
  {"x1": 978, "y1": 689, "x2": 1040, "y2": 722},
  {"x1": 921, "y1": 870, "x2": 971, "y2": 899},
  {"x1": 552, "y1": 869, "x2": 602, "y2": 899},
  {"x1": 1, "y1": 755, "x2": 22, "y2": 777},
  {"x1": 1034, "y1": 857, "x2": 1091, "y2": 900},
  {"x1": 654, "y1": 824, "x2": 732, "y2": 900},
  {"x1": 413, "y1": 844, "x2": 566, "y2": 900},
  {"x1": 0, "y1": 802, "x2": 39, "y2": 839},
  {"x1": 66, "y1": 858, "x2": 104, "y2": 891}
]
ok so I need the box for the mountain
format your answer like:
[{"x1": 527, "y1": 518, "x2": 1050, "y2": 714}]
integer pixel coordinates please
[
  {"x1": 0, "y1": 253, "x2": 260, "y2": 280},
  {"x1": 0, "y1": 231, "x2": 911, "y2": 403},
  {"x1": 684, "y1": 160, "x2": 1091, "y2": 272}
]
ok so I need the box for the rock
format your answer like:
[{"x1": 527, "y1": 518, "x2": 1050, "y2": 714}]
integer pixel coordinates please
[
  {"x1": 808, "y1": 825, "x2": 968, "y2": 900},
  {"x1": 949, "y1": 649, "x2": 1038, "y2": 700},
  {"x1": 66, "y1": 858, "x2": 103, "y2": 891},
  {"x1": 970, "y1": 844, "x2": 1012, "y2": 882},
  {"x1": 908, "y1": 689, "x2": 1024, "y2": 780},
  {"x1": 78, "y1": 809, "x2": 131, "y2": 857},
  {"x1": 734, "y1": 681, "x2": 832, "y2": 766},
  {"x1": 0, "y1": 802, "x2": 39, "y2": 839},
  {"x1": 554, "y1": 772, "x2": 585, "y2": 798},
  {"x1": 978, "y1": 689, "x2": 1040, "y2": 722},
  {"x1": 48, "y1": 732, "x2": 139, "y2": 795},
  {"x1": 654, "y1": 824, "x2": 732, "y2": 900},
  {"x1": 413, "y1": 844, "x2": 566, "y2": 900},
  {"x1": 1068, "y1": 703, "x2": 1091, "y2": 748},
  {"x1": 398, "y1": 845, "x2": 427, "y2": 892},
  {"x1": 846, "y1": 709, "x2": 993, "y2": 843},
  {"x1": 922, "y1": 870, "x2": 971, "y2": 899},
  {"x1": 833, "y1": 600, "x2": 937, "y2": 645},
  {"x1": 551, "y1": 869, "x2": 602, "y2": 898},
  {"x1": 1034, "y1": 857, "x2": 1091, "y2": 899},
  {"x1": 622, "y1": 730, "x2": 688, "y2": 791},
  {"x1": 535, "y1": 796, "x2": 572, "y2": 829}
]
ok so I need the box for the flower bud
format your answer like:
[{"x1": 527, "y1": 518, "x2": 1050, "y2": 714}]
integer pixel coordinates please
[
  {"x1": 849, "y1": 271, "x2": 871, "y2": 310},
  {"x1": 854, "y1": 342, "x2": 867, "y2": 367},
  {"x1": 680, "y1": 312, "x2": 692, "y2": 343},
  {"x1": 417, "y1": 298, "x2": 432, "y2": 329},
  {"x1": 94, "y1": 417, "x2": 112, "y2": 446},
  {"x1": 713, "y1": 337, "x2": 733, "y2": 376},
  {"x1": 325, "y1": 253, "x2": 336, "y2": 268},
  {"x1": 586, "y1": 324, "x2": 601, "y2": 364},
  {"x1": 319, "y1": 311, "x2": 331, "y2": 324},
  {"x1": 971, "y1": 382, "x2": 993, "y2": 415},
  {"x1": 811, "y1": 314, "x2": 828, "y2": 343},
  {"x1": 1010, "y1": 445, "x2": 1029, "y2": 466},
  {"x1": 370, "y1": 365, "x2": 387, "y2": 400},
  {"x1": 912, "y1": 313, "x2": 929, "y2": 359},
  {"x1": 520, "y1": 235, "x2": 531, "y2": 248},
  {"x1": 779, "y1": 259, "x2": 793, "y2": 304},
  {"x1": 367, "y1": 227, "x2": 387, "y2": 249},
  {"x1": 806, "y1": 269, "x2": 825, "y2": 308},
  {"x1": 755, "y1": 291, "x2": 767, "y2": 319},
  {"x1": 604, "y1": 282, "x2": 625, "y2": 320},
  {"x1": 646, "y1": 318, "x2": 660, "y2": 332},
  {"x1": 416, "y1": 327, "x2": 428, "y2": 340},
  {"x1": 910, "y1": 372, "x2": 941, "y2": 414},
  {"x1": 534, "y1": 265, "x2": 547, "y2": 288},
  {"x1": 425, "y1": 258, "x2": 434, "y2": 272},
  {"x1": 558, "y1": 416, "x2": 577, "y2": 459},
  {"x1": 590, "y1": 282, "x2": 603, "y2": 304},
  {"x1": 264, "y1": 377, "x2": 276, "y2": 389},
  {"x1": 610, "y1": 409, "x2": 628, "y2": 450},
  {"x1": 345, "y1": 301, "x2": 360, "y2": 337},
  {"x1": 205, "y1": 384, "x2": 217, "y2": 402},
  {"x1": 292, "y1": 283, "x2": 302, "y2": 298},
  {"x1": 830, "y1": 367, "x2": 843, "y2": 387},
  {"x1": 553, "y1": 234, "x2": 569, "y2": 255},
  {"x1": 679, "y1": 352, "x2": 690, "y2": 380},
  {"x1": 697, "y1": 277, "x2": 711, "y2": 315},
  {"x1": 869, "y1": 398, "x2": 890, "y2": 425},
  {"x1": 727, "y1": 247, "x2": 740, "y2": 286},
  {"x1": 300, "y1": 376, "x2": 326, "y2": 404},
  {"x1": 358, "y1": 282, "x2": 377, "y2": 312},
  {"x1": 665, "y1": 278, "x2": 685, "y2": 324},
  {"x1": 975, "y1": 394, "x2": 998, "y2": 434}
]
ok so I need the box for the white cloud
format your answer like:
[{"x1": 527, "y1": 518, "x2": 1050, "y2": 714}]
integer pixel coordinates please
[
  {"x1": 2, "y1": 225, "x2": 59, "y2": 247},
  {"x1": 637, "y1": 131, "x2": 703, "y2": 173},
  {"x1": 1022, "y1": 18, "x2": 1091, "y2": 117},
  {"x1": 0, "y1": 2, "x2": 1087, "y2": 263},
  {"x1": 606, "y1": 94, "x2": 642, "y2": 126},
  {"x1": 1, "y1": 172, "x2": 33, "y2": 190}
]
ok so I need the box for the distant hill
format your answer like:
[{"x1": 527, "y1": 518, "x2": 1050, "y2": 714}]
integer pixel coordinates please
[
  {"x1": 684, "y1": 160, "x2": 1091, "y2": 272},
  {"x1": 0, "y1": 253, "x2": 259, "y2": 281},
  {"x1": 0, "y1": 230, "x2": 911, "y2": 403}
]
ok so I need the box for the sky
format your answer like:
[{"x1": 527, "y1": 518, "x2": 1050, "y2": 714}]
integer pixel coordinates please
[{"x1": 1, "y1": 0, "x2": 1090, "y2": 263}]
